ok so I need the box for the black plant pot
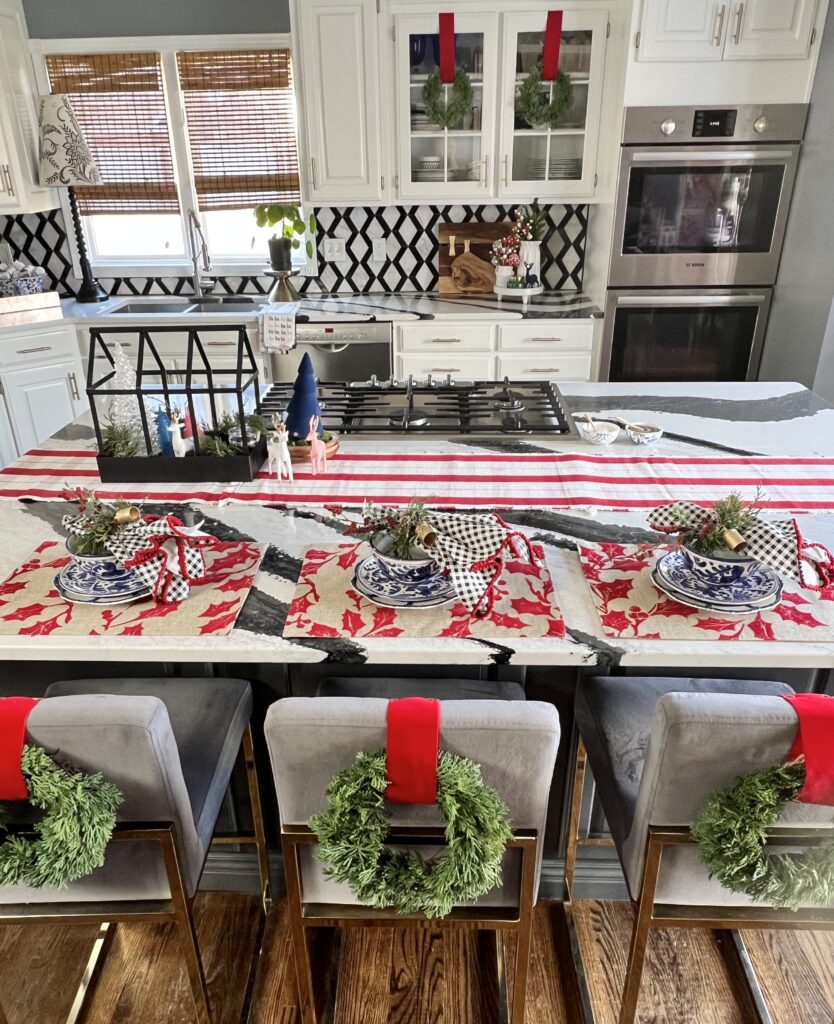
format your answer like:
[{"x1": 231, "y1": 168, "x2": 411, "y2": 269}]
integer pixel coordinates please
[{"x1": 268, "y1": 236, "x2": 293, "y2": 271}]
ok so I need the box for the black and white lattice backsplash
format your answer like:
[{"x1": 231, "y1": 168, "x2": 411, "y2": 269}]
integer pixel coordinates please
[{"x1": 1, "y1": 203, "x2": 586, "y2": 298}]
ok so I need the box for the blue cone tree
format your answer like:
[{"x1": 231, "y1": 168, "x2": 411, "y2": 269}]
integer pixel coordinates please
[{"x1": 285, "y1": 352, "x2": 323, "y2": 438}]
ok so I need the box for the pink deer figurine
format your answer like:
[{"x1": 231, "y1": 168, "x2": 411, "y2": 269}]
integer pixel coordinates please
[{"x1": 307, "y1": 415, "x2": 327, "y2": 476}]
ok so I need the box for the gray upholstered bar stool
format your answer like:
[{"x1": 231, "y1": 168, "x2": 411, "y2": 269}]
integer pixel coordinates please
[
  {"x1": 0, "y1": 677, "x2": 269, "y2": 1024},
  {"x1": 564, "y1": 676, "x2": 834, "y2": 1024},
  {"x1": 266, "y1": 696, "x2": 560, "y2": 1024}
]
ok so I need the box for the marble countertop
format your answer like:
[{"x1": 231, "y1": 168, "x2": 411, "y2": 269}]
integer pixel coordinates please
[
  {"x1": 1, "y1": 382, "x2": 833, "y2": 668},
  {"x1": 55, "y1": 290, "x2": 601, "y2": 327}
]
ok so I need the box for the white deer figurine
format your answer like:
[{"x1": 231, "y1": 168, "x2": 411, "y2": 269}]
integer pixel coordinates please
[
  {"x1": 168, "y1": 410, "x2": 191, "y2": 458},
  {"x1": 307, "y1": 415, "x2": 327, "y2": 476},
  {"x1": 267, "y1": 416, "x2": 293, "y2": 482}
]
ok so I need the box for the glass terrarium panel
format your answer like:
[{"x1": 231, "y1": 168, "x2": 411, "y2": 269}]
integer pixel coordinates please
[
  {"x1": 447, "y1": 136, "x2": 483, "y2": 183},
  {"x1": 515, "y1": 29, "x2": 593, "y2": 76},
  {"x1": 408, "y1": 32, "x2": 485, "y2": 77}
]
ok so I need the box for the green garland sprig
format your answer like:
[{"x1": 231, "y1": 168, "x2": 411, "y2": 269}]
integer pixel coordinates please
[
  {"x1": 0, "y1": 745, "x2": 123, "y2": 888},
  {"x1": 310, "y1": 748, "x2": 512, "y2": 918},
  {"x1": 692, "y1": 759, "x2": 834, "y2": 910},
  {"x1": 422, "y1": 68, "x2": 474, "y2": 130},
  {"x1": 516, "y1": 64, "x2": 573, "y2": 129}
]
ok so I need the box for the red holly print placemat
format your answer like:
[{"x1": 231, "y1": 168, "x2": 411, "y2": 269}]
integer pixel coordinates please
[
  {"x1": 0, "y1": 541, "x2": 265, "y2": 637},
  {"x1": 283, "y1": 543, "x2": 566, "y2": 640},
  {"x1": 578, "y1": 542, "x2": 834, "y2": 642}
]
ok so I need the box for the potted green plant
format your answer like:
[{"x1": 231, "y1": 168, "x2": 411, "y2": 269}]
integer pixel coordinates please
[{"x1": 254, "y1": 203, "x2": 317, "y2": 271}]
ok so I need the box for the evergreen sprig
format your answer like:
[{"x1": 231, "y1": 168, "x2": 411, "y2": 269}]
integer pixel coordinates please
[
  {"x1": 667, "y1": 491, "x2": 762, "y2": 555},
  {"x1": 64, "y1": 490, "x2": 138, "y2": 556},
  {"x1": 340, "y1": 497, "x2": 430, "y2": 559},
  {"x1": 310, "y1": 748, "x2": 513, "y2": 918},
  {"x1": 0, "y1": 745, "x2": 122, "y2": 888},
  {"x1": 692, "y1": 760, "x2": 834, "y2": 910}
]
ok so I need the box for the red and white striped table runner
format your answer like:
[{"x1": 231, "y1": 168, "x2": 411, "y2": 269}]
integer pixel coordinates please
[{"x1": 3, "y1": 442, "x2": 834, "y2": 511}]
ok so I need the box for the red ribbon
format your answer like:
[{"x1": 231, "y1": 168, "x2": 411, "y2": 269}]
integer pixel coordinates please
[
  {"x1": 438, "y1": 12, "x2": 455, "y2": 84},
  {"x1": 0, "y1": 697, "x2": 40, "y2": 801},
  {"x1": 782, "y1": 693, "x2": 834, "y2": 805},
  {"x1": 541, "y1": 10, "x2": 564, "y2": 82},
  {"x1": 386, "y1": 697, "x2": 440, "y2": 804}
]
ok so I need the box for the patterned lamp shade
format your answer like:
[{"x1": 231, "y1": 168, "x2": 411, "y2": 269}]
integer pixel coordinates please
[{"x1": 37, "y1": 94, "x2": 101, "y2": 187}]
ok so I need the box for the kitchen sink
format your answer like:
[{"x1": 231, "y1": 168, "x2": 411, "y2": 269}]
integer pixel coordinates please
[
  {"x1": 188, "y1": 299, "x2": 262, "y2": 312},
  {"x1": 110, "y1": 300, "x2": 194, "y2": 314}
]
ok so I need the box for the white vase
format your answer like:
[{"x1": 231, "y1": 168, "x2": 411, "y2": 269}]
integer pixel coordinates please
[
  {"x1": 495, "y1": 265, "x2": 513, "y2": 288},
  {"x1": 518, "y1": 240, "x2": 542, "y2": 288}
]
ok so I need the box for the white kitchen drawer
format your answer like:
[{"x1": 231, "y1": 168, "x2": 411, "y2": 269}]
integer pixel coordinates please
[
  {"x1": 398, "y1": 353, "x2": 495, "y2": 381},
  {"x1": 398, "y1": 323, "x2": 495, "y2": 352},
  {"x1": 0, "y1": 325, "x2": 79, "y2": 369},
  {"x1": 497, "y1": 322, "x2": 594, "y2": 352},
  {"x1": 497, "y1": 352, "x2": 592, "y2": 382}
]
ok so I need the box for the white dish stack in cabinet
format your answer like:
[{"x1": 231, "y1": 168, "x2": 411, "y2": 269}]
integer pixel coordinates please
[
  {"x1": 0, "y1": 324, "x2": 86, "y2": 463},
  {"x1": 395, "y1": 320, "x2": 594, "y2": 383},
  {"x1": 0, "y1": 0, "x2": 56, "y2": 214},
  {"x1": 637, "y1": 0, "x2": 819, "y2": 62}
]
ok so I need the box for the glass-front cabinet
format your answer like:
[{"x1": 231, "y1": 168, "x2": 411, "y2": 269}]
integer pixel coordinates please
[
  {"x1": 394, "y1": 13, "x2": 499, "y2": 201},
  {"x1": 498, "y1": 9, "x2": 608, "y2": 199}
]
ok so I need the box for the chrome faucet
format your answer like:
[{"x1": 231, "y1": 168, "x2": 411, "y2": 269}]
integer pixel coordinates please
[{"x1": 186, "y1": 208, "x2": 215, "y2": 299}]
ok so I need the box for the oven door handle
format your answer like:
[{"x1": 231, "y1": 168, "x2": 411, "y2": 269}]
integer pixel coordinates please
[
  {"x1": 631, "y1": 149, "x2": 794, "y2": 164},
  {"x1": 616, "y1": 294, "x2": 769, "y2": 307}
]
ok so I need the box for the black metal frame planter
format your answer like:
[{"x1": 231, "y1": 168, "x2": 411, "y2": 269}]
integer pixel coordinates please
[{"x1": 87, "y1": 325, "x2": 267, "y2": 483}]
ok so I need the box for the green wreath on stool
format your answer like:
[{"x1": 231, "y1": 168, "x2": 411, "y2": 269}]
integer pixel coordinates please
[
  {"x1": 516, "y1": 64, "x2": 573, "y2": 129},
  {"x1": 310, "y1": 749, "x2": 512, "y2": 918},
  {"x1": 422, "y1": 67, "x2": 474, "y2": 130},
  {"x1": 692, "y1": 760, "x2": 834, "y2": 910},
  {"x1": 0, "y1": 745, "x2": 123, "y2": 888}
]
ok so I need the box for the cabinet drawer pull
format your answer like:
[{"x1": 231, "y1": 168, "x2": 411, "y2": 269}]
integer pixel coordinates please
[
  {"x1": 205, "y1": 341, "x2": 236, "y2": 347},
  {"x1": 428, "y1": 338, "x2": 463, "y2": 344},
  {"x1": 713, "y1": 3, "x2": 727, "y2": 45},
  {"x1": 68, "y1": 372, "x2": 80, "y2": 400},
  {"x1": 732, "y1": 1, "x2": 744, "y2": 43},
  {"x1": 528, "y1": 337, "x2": 561, "y2": 344},
  {"x1": 16, "y1": 345, "x2": 52, "y2": 355},
  {"x1": 528, "y1": 367, "x2": 560, "y2": 373},
  {"x1": 429, "y1": 367, "x2": 460, "y2": 372}
]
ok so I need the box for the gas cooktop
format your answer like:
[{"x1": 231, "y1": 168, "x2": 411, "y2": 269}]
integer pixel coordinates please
[{"x1": 258, "y1": 377, "x2": 574, "y2": 435}]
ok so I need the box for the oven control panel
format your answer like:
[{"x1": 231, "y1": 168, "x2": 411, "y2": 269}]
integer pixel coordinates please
[{"x1": 692, "y1": 109, "x2": 737, "y2": 137}]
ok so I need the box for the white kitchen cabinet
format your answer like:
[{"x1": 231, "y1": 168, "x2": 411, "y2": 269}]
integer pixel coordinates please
[
  {"x1": 398, "y1": 351, "x2": 495, "y2": 380},
  {"x1": 0, "y1": 396, "x2": 16, "y2": 466},
  {"x1": 725, "y1": 0, "x2": 819, "y2": 59},
  {"x1": 393, "y1": 10, "x2": 499, "y2": 201},
  {"x1": 398, "y1": 322, "x2": 495, "y2": 351},
  {"x1": 293, "y1": 0, "x2": 386, "y2": 203},
  {"x1": 638, "y1": 0, "x2": 819, "y2": 61},
  {"x1": 498, "y1": 9, "x2": 608, "y2": 200},
  {"x1": 1, "y1": 358, "x2": 86, "y2": 452},
  {"x1": 497, "y1": 351, "x2": 592, "y2": 381},
  {"x1": 0, "y1": 0, "x2": 56, "y2": 214}
]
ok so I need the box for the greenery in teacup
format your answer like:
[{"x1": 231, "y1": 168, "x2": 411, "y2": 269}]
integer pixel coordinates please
[
  {"x1": 62, "y1": 487, "x2": 139, "y2": 556},
  {"x1": 325, "y1": 497, "x2": 430, "y2": 559},
  {"x1": 668, "y1": 491, "x2": 763, "y2": 556},
  {"x1": 253, "y1": 203, "x2": 316, "y2": 259}
]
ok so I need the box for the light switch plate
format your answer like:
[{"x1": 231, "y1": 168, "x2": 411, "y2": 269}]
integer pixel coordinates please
[
  {"x1": 372, "y1": 238, "x2": 387, "y2": 262},
  {"x1": 323, "y1": 237, "x2": 346, "y2": 262}
]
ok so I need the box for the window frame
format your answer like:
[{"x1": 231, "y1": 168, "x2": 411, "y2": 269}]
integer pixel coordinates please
[{"x1": 30, "y1": 34, "x2": 317, "y2": 279}]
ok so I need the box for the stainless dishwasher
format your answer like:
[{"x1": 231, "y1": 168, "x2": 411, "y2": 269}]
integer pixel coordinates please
[{"x1": 268, "y1": 322, "x2": 393, "y2": 383}]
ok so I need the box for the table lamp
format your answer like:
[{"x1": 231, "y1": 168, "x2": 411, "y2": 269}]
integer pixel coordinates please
[{"x1": 37, "y1": 94, "x2": 107, "y2": 303}]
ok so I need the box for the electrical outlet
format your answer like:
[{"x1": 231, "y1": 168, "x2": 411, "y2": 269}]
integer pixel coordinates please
[
  {"x1": 323, "y1": 237, "x2": 346, "y2": 262},
  {"x1": 372, "y1": 238, "x2": 387, "y2": 262}
]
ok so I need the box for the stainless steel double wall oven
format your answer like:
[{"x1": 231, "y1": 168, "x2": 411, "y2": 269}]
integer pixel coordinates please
[{"x1": 601, "y1": 104, "x2": 808, "y2": 382}]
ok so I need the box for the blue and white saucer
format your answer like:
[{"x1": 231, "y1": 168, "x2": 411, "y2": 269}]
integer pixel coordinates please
[
  {"x1": 652, "y1": 549, "x2": 783, "y2": 616},
  {"x1": 353, "y1": 555, "x2": 458, "y2": 609},
  {"x1": 56, "y1": 559, "x2": 150, "y2": 606}
]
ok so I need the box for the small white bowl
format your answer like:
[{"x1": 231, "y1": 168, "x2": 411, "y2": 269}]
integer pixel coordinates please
[
  {"x1": 625, "y1": 422, "x2": 663, "y2": 445},
  {"x1": 575, "y1": 419, "x2": 620, "y2": 446}
]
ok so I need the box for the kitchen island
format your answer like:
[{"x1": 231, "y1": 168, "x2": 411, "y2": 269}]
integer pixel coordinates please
[{"x1": 1, "y1": 380, "x2": 833, "y2": 671}]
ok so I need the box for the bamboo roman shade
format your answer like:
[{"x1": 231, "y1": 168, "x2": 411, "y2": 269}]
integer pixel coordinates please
[
  {"x1": 45, "y1": 52, "x2": 179, "y2": 216},
  {"x1": 177, "y1": 49, "x2": 301, "y2": 212}
]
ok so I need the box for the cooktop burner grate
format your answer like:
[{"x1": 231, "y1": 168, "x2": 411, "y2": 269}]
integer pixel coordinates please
[{"x1": 258, "y1": 378, "x2": 574, "y2": 435}]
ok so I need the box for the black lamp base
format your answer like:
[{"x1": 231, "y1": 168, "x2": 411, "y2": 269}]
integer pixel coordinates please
[{"x1": 67, "y1": 185, "x2": 109, "y2": 304}]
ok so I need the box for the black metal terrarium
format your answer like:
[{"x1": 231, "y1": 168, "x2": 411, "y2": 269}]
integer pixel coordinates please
[{"x1": 86, "y1": 325, "x2": 267, "y2": 483}]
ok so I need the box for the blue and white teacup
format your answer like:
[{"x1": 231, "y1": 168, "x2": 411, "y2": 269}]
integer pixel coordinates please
[
  {"x1": 370, "y1": 534, "x2": 438, "y2": 583},
  {"x1": 680, "y1": 545, "x2": 762, "y2": 586}
]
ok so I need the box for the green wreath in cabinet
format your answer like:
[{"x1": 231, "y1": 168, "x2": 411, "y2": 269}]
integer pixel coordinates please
[
  {"x1": 422, "y1": 67, "x2": 474, "y2": 130},
  {"x1": 516, "y1": 64, "x2": 573, "y2": 129}
]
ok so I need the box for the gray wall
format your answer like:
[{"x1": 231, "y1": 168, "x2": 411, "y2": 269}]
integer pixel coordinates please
[
  {"x1": 759, "y1": 8, "x2": 834, "y2": 392},
  {"x1": 22, "y1": 0, "x2": 290, "y2": 38}
]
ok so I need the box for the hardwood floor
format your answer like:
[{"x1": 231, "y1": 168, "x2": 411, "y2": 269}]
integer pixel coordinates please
[{"x1": 0, "y1": 896, "x2": 831, "y2": 1023}]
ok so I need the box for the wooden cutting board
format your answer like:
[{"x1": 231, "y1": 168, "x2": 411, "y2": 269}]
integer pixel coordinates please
[{"x1": 438, "y1": 222, "x2": 513, "y2": 295}]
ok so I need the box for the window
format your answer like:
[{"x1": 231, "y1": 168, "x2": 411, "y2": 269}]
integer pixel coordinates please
[{"x1": 42, "y1": 40, "x2": 306, "y2": 272}]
